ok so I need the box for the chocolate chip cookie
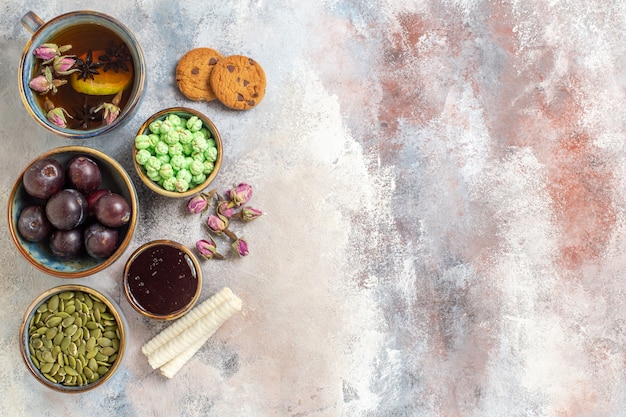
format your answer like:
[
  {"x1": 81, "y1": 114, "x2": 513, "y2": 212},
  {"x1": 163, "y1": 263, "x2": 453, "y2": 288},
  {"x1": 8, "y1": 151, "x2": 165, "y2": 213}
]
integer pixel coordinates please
[
  {"x1": 209, "y1": 55, "x2": 266, "y2": 110},
  {"x1": 175, "y1": 48, "x2": 223, "y2": 101}
]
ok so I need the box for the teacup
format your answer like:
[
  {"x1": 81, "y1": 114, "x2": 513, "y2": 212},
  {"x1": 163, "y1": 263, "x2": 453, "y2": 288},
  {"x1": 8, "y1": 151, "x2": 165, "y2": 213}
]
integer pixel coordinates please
[{"x1": 19, "y1": 11, "x2": 146, "y2": 139}]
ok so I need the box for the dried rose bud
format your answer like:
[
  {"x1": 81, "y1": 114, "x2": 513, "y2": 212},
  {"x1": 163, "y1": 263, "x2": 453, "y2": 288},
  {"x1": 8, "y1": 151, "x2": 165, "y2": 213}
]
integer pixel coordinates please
[
  {"x1": 29, "y1": 66, "x2": 67, "y2": 95},
  {"x1": 33, "y1": 43, "x2": 71, "y2": 63},
  {"x1": 28, "y1": 74, "x2": 52, "y2": 94},
  {"x1": 240, "y1": 206, "x2": 263, "y2": 222},
  {"x1": 231, "y1": 238, "x2": 249, "y2": 257},
  {"x1": 94, "y1": 102, "x2": 120, "y2": 125},
  {"x1": 195, "y1": 238, "x2": 224, "y2": 260},
  {"x1": 187, "y1": 195, "x2": 208, "y2": 214},
  {"x1": 226, "y1": 183, "x2": 253, "y2": 207},
  {"x1": 206, "y1": 214, "x2": 228, "y2": 234},
  {"x1": 217, "y1": 200, "x2": 235, "y2": 218},
  {"x1": 46, "y1": 105, "x2": 72, "y2": 128},
  {"x1": 52, "y1": 55, "x2": 78, "y2": 75}
]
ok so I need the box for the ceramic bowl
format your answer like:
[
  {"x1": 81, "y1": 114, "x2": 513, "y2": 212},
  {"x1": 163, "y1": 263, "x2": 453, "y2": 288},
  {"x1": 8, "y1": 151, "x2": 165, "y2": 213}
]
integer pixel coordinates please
[
  {"x1": 123, "y1": 240, "x2": 202, "y2": 320},
  {"x1": 20, "y1": 284, "x2": 127, "y2": 392},
  {"x1": 133, "y1": 107, "x2": 222, "y2": 198},
  {"x1": 8, "y1": 146, "x2": 138, "y2": 278}
]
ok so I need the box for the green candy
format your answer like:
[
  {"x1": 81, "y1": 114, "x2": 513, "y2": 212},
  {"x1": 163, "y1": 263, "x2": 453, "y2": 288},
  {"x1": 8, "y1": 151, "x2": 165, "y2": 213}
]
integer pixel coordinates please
[
  {"x1": 136, "y1": 149, "x2": 151, "y2": 165},
  {"x1": 145, "y1": 156, "x2": 162, "y2": 171},
  {"x1": 170, "y1": 155, "x2": 185, "y2": 171},
  {"x1": 160, "y1": 120, "x2": 174, "y2": 133},
  {"x1": 189, "y1": 159, "x2": 204, "y2": 176},
  {"x1": 186, "y1": 116, "x2": 203, "y2": 132},
  {"x1": 204, "y1": 146, "x2": 218, "y2": 162},
  {"x1": 203, "y1": 160, "x2": 214, "y2": 175},
  {"x1": 159, "y1": 163, "x2": 174, "y2": 179},
  {"x1": 164, "y1": 130, "x2": 180, "y2": 145},
  {"x1": 146, "y1": 168, "x2": 161, "y2": 182},
  {"x1": 192, "y1": 173, "x2": 207, "y2": 185},
  {"x1": 157, "y1": 154, "x2": 171, "y2": 164},
  {"x1": 206, "y1": 138, "x2": 216, "y2": 148},
  {"x1": 148, "y1": 120, "x2": 162, "y2": 134},
  {"x1": 168, "y1": 142, "x2": 183, "y2": 157},
  {"x1": 181, "y1": 143, "x2": 193, "y2": 156},
  {"x1": 192, "y1": 136, "x2": 208, "y2": 153},
  {"x1": 166, "y1": 114, "x2": 182, "y2": 126},
  {"x1": 154, "y1": 141, "x2": 169, "y2": 156},
  {"x1": 179, "y1": 129, "x2": 194, "y2": 145},
  {"x1": 192, "y1": 151, "x2": 205, "y2": 162},
  {"x1": 174, "y1": 179, "x2": 189, "y2": 193},
  {"x1": 162, "y1": 177, "x2": 177, "y2": 191},
  {"x1": 199, "y1": 128, "x2": 211, "y2": 138},
  {"x1": 134, "y1": 134, "x2": 151, "y2": 150},
  {"x1": 148, "y1": 134, "x2": 161, "y2": 147},
  {"x1": 176, "y1": 168, "x2": 192, "y2": 184}
]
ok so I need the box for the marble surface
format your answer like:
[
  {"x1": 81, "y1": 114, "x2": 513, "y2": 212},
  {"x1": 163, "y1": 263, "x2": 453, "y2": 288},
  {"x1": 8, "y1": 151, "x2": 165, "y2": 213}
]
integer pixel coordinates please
[{"x1": 2, "y1": 0, "x2": 626, "y2": 415}]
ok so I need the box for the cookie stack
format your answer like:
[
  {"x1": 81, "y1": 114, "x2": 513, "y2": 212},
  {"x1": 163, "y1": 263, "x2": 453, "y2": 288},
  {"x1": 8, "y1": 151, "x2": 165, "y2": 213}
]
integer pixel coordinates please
[{"x1": 175, "y1": 48, "x2": 266, "y2": 110}]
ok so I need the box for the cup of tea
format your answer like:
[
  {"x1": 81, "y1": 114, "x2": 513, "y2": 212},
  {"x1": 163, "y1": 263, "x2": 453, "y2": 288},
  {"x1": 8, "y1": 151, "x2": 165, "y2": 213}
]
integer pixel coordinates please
[{"x1": 19, "y1": 11, "x2": 146, "y2": 139}]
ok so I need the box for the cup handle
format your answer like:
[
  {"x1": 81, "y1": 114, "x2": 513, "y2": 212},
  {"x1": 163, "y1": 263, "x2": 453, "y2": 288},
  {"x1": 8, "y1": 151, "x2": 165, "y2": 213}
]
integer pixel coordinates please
[{"x1": 21, "y1": 11, "x2": 43, "y2": 34}]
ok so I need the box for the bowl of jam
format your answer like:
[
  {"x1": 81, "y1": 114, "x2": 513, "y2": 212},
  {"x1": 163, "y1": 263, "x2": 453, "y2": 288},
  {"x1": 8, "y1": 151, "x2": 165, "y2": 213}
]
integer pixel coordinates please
[{"x1": 123, "y1": 240, "x2": 202, "y2": 320}]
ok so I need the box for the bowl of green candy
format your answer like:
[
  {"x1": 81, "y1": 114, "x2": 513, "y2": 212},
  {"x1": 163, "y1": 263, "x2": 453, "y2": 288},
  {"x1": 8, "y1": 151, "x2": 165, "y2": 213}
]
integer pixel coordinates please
[
  {"x1": 20, "y1": 284, "x2": 127, "y2": 392},
  {"x1": 133, "y1": 107, "x2": 223, "y2": 198}
]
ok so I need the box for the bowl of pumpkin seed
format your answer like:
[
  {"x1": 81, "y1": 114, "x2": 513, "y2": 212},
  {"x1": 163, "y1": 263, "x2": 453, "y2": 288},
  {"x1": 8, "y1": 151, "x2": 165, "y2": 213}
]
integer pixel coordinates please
[{"x1": 20, "y1": 284, "x2": 127, "y2": 392}]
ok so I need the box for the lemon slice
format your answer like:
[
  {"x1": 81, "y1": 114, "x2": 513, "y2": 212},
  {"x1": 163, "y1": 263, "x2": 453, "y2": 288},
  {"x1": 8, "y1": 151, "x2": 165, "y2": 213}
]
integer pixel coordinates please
[{"x1": 70, "y1": 50, "x2": 133, "y2": 96}]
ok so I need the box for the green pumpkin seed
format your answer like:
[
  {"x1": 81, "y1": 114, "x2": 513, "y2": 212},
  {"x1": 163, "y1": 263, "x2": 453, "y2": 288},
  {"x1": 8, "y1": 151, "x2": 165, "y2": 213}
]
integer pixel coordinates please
[
  {"x1": 45, "y1": 316, "x2": 62, "y2": 328},
  {"x1": 47, "y1": 295, "x2": 59, "y2": 311},
  {"x1": 31, "y1": 338, "x2": 43, "y2": 349},
  {"x1": 64, "y1": 324, "x2": 78, "y2": 337},
  {"x1": 86, "y1": 348, "x2": 98, "y2": 360},
  {"x1": 45, "y1": 327, "x2": 58, "y2": 340},
  {"x1": 83, "y1": 367, "x2": 94, "y2": 380},
  {"x1": 64, "y1": 304, "x2": 76, "y2": 315},
  {"x1": 98, "y1": 337, "x2": 112, "y2": 347},
  {"x1": 61, "y1": 316, "x2": 75, "y2": 327},
  {"x1": 50, "y1": 363, "x2": 60, "y2": 376},
  {"x1": 42, "y1": 338, "x2": 53, "y2": 349},
  {"x1": 40, "y1": 362, "x2": 54, "y2": 373},
  {"x1": 53, "y1": 331, "x2": 64, "y2": 346},
  {"x1": 88, "y1": 357, "x2": 98, "y2": 372},
  {"x1": 102, "y1": 330, "x2": 117, "y2": 339},
  {"x1": 41, "y1": 351, "x2": 54, "y2": 363},
  {"x1": 59, "y1": 291, "x2": 74, "y2": 300},
  {"x1": 68, "y1": 342, "x2": 78, "y2": 357},
  {"x1": 36, "y1": 303, "x2": 48, "y2": 314},
  {"x1": 85, "y1": 321, "x2": 98, "y2": 330},
  {"x1": 100, "y1": 346, "x2": 116, "y2": 356},
  {"x1": 30, "y1": 355, "x2": 40, "y2": 368},
  {"x1": 60, "y1": 336, "x2": 71, "y2": 351},
  {"x1": 43, "y1": 373, "x2": 57, "y2": 383},
  {"x1": 71, "y1": 328, "x2": 82, "y2": 342}
]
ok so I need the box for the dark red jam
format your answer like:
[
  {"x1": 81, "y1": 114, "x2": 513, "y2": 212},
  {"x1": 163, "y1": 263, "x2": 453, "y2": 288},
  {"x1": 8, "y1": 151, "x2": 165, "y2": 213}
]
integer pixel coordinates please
[{"x1": 125, "y1": 243, "x2": 198, "y2": 316}]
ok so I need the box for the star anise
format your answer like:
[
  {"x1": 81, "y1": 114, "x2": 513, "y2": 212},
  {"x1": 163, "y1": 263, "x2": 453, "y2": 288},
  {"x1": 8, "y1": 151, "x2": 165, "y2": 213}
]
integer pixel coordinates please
[
  {"x1": 98, "y1": 41, "x2": 131, "y2": 73},
  {"x1": 71, "y1": 96, "x2": 102, "y2": 129},
  {"x1": 74, "y1": 50, "x2": 101, "y2": 81}
]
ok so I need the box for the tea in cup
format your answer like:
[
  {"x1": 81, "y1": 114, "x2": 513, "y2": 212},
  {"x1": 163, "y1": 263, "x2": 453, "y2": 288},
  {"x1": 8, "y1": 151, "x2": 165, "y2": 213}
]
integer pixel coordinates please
[{"x1": 19, "y1": 11, "x2": 146, "y2": 139}]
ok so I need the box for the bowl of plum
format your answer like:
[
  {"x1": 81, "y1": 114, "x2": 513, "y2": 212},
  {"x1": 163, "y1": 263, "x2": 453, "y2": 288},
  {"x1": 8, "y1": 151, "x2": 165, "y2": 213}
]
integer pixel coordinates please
[{"x1": 8, "y1": 146, "x2": 138, "y2": 278}]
